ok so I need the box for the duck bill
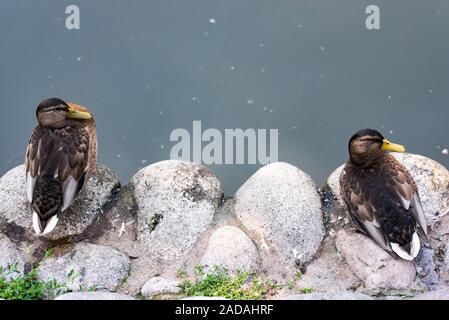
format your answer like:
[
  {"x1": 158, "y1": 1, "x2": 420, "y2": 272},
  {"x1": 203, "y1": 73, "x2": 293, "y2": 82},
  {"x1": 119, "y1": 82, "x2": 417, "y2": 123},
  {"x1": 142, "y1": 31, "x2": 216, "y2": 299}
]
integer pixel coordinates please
[
  {"x1": 67, "y1": 107, "x2": 92, "y2": 120},
  {"x1": 382, "y1": 139, "x2": 406, "y2": 153}
]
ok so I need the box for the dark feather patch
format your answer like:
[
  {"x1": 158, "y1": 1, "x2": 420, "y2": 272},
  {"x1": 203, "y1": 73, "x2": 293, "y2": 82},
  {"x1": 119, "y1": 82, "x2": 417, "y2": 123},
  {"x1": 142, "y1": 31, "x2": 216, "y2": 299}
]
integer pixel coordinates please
[
  {"x1": 25, "y1": 125, "x2": 91, "y2": 221},
  {"x1": 340, "y1": 153, "x2": 427, "y2": 257}
]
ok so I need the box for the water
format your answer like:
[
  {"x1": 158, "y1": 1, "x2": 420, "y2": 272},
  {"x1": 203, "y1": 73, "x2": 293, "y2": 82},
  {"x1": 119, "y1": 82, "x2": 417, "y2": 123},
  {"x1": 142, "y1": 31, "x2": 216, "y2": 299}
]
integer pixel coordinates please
[{"x1": 1, "y1": 0, "x2": 448, "y2": 195}]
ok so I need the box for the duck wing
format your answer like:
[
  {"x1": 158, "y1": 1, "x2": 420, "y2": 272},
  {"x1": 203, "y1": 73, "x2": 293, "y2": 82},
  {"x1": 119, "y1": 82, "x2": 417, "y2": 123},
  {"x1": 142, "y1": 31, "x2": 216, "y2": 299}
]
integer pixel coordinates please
[
  {"x1": 340, "y1": 165, "x2": 393, "y2": 253},
  {"x1": 381, "y1": 155, "x2": 427, "y2": 237},
  {"x1": 26, "y1": 126, "x2": 91, "y2": 214}
]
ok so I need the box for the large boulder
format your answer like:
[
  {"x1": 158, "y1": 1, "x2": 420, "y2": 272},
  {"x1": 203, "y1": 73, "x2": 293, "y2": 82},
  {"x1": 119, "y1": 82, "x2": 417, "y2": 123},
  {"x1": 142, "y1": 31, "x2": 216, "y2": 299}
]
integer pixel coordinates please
[
  {"x1": 326, "y1": 153, "x2": 449, "y2": 226},
  {"x1": 131, "y1": 160, "x2": 223, "y2": 263},
  {"x1": 199, "y1": 226, "x2": 260, "y2": 276},
  {"x1": 38, "y1": 243, "x2": 131, "y2": 292},
  {"x1": 234, "y1": 162, "x2": 324, "y2": 272},
  {"x1": 0, "y1": 236, "x2": 27, "y2": 280},
  {"x1": 335, "y1": 229, "x2": 416, "y2": 290},
  {"x1": 0, "y1": 164, "x2": 120, "y2": 241},
  {"x1": 55, "y1": 292, "x2": 136, "y2": 300}
]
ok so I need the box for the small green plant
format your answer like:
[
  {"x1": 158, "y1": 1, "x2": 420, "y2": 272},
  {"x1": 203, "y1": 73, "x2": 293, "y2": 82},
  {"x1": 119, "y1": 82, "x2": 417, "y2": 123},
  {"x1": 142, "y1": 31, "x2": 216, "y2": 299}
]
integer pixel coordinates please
[
  {"x1": 287, "y1": 281, "x2": 295, "y2": 290},
  {"x1": 0, "y1": 263, "x2": 67, "y2": 300},
  {"x1": 182, "y1": 266, "x2": 275, "y2": 300},
  {"x1": 67, "y1": 269, "x2": 82, "y2": 284},
  {"x1": 87, "y1": 285, "x2": 98, "y2": 292},
  {"x1": 43, "y1": 248, "x2": 55, "y2": 260},
  {"x1": 194, "y1": 265, "x2": 204, "y2": 275},
  {"x1": 294, "y1": 271, "x2": 303, "y2": 280},
  {"x1": 176, "y1": 269, "x2": 187, "y2": 279},
  {"x1": 299, "y1": 287, "x2": 315, "y2": 294}
]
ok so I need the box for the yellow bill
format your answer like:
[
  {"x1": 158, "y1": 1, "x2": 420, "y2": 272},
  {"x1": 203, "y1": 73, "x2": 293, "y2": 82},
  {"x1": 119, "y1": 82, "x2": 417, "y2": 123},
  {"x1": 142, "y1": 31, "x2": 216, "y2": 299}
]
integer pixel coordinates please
[
  {"x1": 382, "y1": 139, "x2": 406, "y2": 153},
  {"x1": 67, "y1": 107, "x2": 92, "y2": 120}
]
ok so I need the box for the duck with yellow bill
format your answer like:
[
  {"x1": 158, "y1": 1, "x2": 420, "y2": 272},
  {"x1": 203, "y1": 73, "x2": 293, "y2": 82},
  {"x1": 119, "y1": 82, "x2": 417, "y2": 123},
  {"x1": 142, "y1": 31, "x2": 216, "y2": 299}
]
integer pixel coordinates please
[
  {"x1": 25, "y1": 98, "x2": 97, "y2": 235},
  {"x1": 340, "y1": 129, "x2": 428, "y2": 261}
]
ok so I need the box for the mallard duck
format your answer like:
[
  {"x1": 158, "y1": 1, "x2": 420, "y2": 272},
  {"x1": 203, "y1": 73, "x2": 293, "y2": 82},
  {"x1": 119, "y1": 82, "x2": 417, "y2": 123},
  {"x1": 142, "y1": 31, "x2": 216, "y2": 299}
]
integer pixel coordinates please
[
  {"x1": 340, "y1": 129, "x2": 428, "y2": 260},
  {"x1": 25, "y1": 98, "x2": 97, "y2": 235}
]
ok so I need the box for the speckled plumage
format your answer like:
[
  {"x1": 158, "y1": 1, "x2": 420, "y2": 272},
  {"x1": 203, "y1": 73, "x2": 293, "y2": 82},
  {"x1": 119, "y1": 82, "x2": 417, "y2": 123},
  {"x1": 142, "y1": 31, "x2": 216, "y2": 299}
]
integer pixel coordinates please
[
  {"x1": 25, "y1": 99, "x2": 97, "y2": 234},
  {"x1": 340, "y1": 129, "x2": 427, "y2": 260}
]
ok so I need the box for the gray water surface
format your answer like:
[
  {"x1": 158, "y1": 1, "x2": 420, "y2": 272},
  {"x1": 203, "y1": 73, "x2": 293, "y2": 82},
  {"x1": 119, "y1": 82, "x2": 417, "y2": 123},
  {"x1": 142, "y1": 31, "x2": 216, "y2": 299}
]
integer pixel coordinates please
[{"x1": 1, "y1": 0, "x2": 448, "y2": 195}]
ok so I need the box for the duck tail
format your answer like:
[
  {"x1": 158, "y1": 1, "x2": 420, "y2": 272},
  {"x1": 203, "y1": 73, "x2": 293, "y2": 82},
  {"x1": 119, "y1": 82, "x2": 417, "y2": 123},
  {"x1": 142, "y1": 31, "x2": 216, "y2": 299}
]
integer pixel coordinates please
[
  {"x1": 390, "y1": 232, "x2": 420, "y2": 261},
  {"x1": 31, "y1": 175, "x2": 62, "y2": 235}
]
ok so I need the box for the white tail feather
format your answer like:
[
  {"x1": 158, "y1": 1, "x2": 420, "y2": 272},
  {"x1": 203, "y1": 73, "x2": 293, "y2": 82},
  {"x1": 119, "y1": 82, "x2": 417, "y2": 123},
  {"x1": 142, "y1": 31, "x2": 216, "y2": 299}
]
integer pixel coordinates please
[
  {"x1": 390, "y1": 232, "x2": 421, "y2": 261},
  {"x1": 32, "y1": 211, "x2": 59, "y2": 236},
  {"x1": 32, "y1": 211, "x2": 41, "y2": 235},
  {"x1": 391, "y1": 243, "x2": 413, "y2": 260},
  {"x1": 42, "y1": 215, "x2": 59, "y2": 235},
  {"x1": 410, "y1": 232, "x2": 421, "y2": 258}
]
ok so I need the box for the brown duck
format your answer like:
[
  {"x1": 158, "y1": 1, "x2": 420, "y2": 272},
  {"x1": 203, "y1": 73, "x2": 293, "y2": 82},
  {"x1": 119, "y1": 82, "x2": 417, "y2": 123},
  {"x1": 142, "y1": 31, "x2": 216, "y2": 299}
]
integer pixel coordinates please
[
  {"x1": 340, "y1": 129, "x2": 428, "y2": 260},
  {"x1": 25, "y1": 98, "x2": 97, "y2": 235}
]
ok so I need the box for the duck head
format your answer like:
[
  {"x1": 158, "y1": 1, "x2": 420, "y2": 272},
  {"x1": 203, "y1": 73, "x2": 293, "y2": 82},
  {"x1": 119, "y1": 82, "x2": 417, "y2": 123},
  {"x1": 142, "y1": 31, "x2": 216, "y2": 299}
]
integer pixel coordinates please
[
  {"x1": 348, "y1": 128, "x2": 406, "y2": 166},
  {"x1": 36, "y1": 97, "x2": 92, "y2": 129}
]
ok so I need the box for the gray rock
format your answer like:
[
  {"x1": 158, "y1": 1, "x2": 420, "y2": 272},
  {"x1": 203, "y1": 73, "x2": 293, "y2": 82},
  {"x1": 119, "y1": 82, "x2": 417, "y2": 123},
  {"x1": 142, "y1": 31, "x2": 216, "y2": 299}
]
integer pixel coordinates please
[
  {"x1": 0, "y1": 236, "x2": 27, "y2": 280},
  {"x1": 273, "y1": 291, "x2": 373, "y2": 300},
  {"x1": 55, "y1": 292, "x2": 136, "y2": 300},
  {"x1": 141, "y1": 276, "x2": 182, "y2": 298},
  {"x1": 428, "y1": 215, "x2": 449, "y2": 284},
  {"x1": 131, "y1": 160, "x2": 223, "y2": 263},
  {"x1": 200, "y1": 226, "x2": 260, "y2": 276},
  {"x1": 0, "y1": 164, "x2": 120, "y2": 240},
  {"x1": 325, "y1": 164, "x2": 346, "y2": 210},
  {"x1": 335, "y1": 229, "x2": 416, "y2": 290},
  {"x1": 327, "y1": 153, "x2": 449, "y2": 226},
  {"x1": 234, "y1": 162, "x2": 324, "y2": 271},
  {"x1": 38, "y1": 243, "x2": 130, "y2": 292},
  {"x1": 411, "y1": 287, "x2": 449, "y2": 300},
  {"x1": 296, "y1": 237, "x2": 362, "y2": 292}
]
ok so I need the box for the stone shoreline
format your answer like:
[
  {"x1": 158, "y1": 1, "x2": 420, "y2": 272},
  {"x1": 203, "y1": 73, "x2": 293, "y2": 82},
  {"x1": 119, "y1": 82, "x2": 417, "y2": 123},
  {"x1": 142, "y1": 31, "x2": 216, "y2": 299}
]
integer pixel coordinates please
[{"x1": 1, "y1": 154, "x2": 449, "y2": 300}]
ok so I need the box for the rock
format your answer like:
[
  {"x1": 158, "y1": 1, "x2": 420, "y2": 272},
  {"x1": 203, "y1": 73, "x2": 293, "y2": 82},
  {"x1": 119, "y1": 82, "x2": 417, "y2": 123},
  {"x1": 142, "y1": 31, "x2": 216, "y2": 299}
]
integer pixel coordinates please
[
  {"x1": 55, "y1": 292, "x2": 136, "y2": 300},
  {"x1": 141, "y1": 277, "x2": 182, "y2": 298},
  {"x1": 326, "y1": 153, "x2": 449, "y2": 226},
  {"x1": 427, "y1": 214, "x2": 449, "y2": 285},
  {"x1": 335, "y1": 229, "x2": 416, "y2": 290},
  {"x1": 411, "y1": 287, "x2": 449, "y2": 300},
  {"x1": 273, "y1": 291, "x2": 373, "y2": 300},
  {"x1": 296, "y1": 237, "x2": 362, "y2": 292},
  {"x1": 38, "y1": 243, "x2": 130, "y2": 292},
  {"x1": 234, "y1": 162, "x2": 324, "y2": 272},
  {"x1": 0, "y1": 236, "x2": 27, "y2": 280},
  {"x1": 0, "y1": 164, "x2": 120, "y2": 241},
  {"x1": 325, "y1": 164, "x2": 346, "y2": 209},
  {"x1": 199, "y1": 226, "x2": 260, "y2": 276},
  {"x1": 131, "y1": 160, "x2": 223, "y2": 263}
]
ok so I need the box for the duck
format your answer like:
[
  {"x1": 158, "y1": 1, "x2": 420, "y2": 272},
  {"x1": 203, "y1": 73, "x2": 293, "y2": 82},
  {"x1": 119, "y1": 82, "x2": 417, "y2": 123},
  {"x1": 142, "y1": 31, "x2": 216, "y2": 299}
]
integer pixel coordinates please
[
  {"x1": 340, "y1": 128, "x2": 428, "y2": 260},
  {"x1": 25, "y1": 98, "x2": 97, "y2": 235}
]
